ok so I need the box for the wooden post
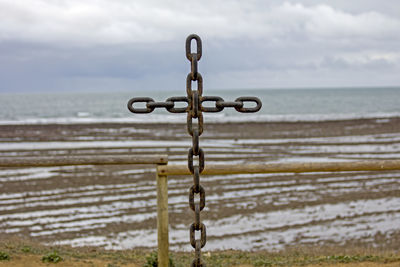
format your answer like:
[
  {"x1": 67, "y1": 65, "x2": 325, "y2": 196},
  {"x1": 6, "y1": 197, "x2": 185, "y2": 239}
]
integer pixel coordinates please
[{"x1": 156, "y1": 166, "x2": 169, "y2": 267}]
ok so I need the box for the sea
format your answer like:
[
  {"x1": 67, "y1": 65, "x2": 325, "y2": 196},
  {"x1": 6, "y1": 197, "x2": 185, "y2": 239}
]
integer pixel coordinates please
[
  {"x1": 1, "y1": 87, "x2": 400, "y2": 251},
  {"x1": 0, "y1": 87, "x2": 399, "y2": 124}
]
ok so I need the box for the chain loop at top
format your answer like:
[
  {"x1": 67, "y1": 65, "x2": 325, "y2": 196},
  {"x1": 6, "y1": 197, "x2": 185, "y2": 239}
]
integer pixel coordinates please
[{"x1": 186, "y1": 34, "x2": 202, "y2": 61}]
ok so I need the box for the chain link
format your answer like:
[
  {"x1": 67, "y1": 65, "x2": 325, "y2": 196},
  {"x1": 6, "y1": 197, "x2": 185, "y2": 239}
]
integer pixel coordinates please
[
  {"x1": 166, "y1": 96, "x2": 189, "y2": 113},
  {"x1": 186, "y1": 34, "x2": 202, "y2": 61}
]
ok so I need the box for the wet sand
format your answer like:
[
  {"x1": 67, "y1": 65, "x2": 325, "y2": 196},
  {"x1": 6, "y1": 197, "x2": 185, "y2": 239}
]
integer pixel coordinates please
[{"x1": 0, "y1": 117, "x2": 399, "y2": 251}]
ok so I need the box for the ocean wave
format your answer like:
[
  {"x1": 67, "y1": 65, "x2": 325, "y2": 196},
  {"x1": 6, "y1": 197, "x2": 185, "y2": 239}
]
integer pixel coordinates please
[{"x1": 0, "y1": 112, "x2": 400, "y2": 125}]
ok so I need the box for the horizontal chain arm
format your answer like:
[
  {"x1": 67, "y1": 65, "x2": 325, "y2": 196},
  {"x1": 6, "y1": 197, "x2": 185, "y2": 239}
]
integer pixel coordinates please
[{"x1": 127, "y1": 96, "x2": 262, "y2": 114}]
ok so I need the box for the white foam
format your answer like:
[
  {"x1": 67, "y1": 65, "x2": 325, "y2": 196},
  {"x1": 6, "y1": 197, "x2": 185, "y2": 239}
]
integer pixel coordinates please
[{"x1": 0, "y1": 112, "x2": 400, "y2": 125}]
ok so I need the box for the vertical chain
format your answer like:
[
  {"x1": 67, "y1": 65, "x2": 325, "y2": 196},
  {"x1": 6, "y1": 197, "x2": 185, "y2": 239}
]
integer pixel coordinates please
[{"x1": 186, "y1": 34, "x2": 206, "y2": 267}]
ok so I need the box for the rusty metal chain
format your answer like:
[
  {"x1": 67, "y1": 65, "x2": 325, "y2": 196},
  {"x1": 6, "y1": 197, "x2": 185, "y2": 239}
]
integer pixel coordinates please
[
  {"x1": 186, "y1": 34, "x2": 206, "y2": 267},
  {"x1": 127, "y1": 96, "x2": 261, "y2": 114},
  {"x1": 127, "y1": 34, "x2": 262, "y2": 267}
]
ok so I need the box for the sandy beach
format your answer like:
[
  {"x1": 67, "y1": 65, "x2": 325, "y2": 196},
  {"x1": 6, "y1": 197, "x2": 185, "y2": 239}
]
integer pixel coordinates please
[{"x1": 0, "y1": 117, "x2": 399, "y2": 251}]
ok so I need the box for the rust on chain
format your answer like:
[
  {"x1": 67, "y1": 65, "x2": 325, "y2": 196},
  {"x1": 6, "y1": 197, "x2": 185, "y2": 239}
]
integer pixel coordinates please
[
  {"x1": 127, "y1": 95, "x2": 261, "y2": 115},
  {"x1": 235, "y1": 96, "x2": 262, "y2": 112},
  {"x1": 189, "y1": 185, "x2": 205, "y2": 210},
  {"x1": 186, "y1": 34, "x2": 202, "y2": 61},
  {"x1": 185, "y1": 34, "x2": 206, "y2": 267},
  {"x1": 190, "y1": 223, "x2": 206, "y2": 248},
  {"x1": 166, "y1": 96, "x2": 189, "y2": 113},
  {"x1": 187, "y1": 113, "x2": 204, "y2": 136},
  {"x1": 127, "y1": 34, "x2": 262, "y2": 266},
  {"x1": 193, "y1": 166, "x2": 200, "y2": 191},
  {"x1": 127, "y1": 97, "x2": 155, "y2": 113},
  {"x1": 200, "y1": 96, "x2": 223, "y2": 112},
  {"x1": 192, "y1": 128, "x2": 200, "y2": 155},
  {"x1": 147, "y1": 101, "x2": 174, "y2": 109},
  {"x1": 191, "y1": 54, "x2": 199, "y2": 80},
  {"x1": 192, "y1": 91, "x2": 200, "y2": 118},
  {"x1": 216, "y1": 100, "x2": 243, "y2": 109},
  {"x1": 187, "y1": 73, "x2": 203, "y2": 96},
  {"x1": 188, "y1": 148, "x2": 204, "y2": 173}
]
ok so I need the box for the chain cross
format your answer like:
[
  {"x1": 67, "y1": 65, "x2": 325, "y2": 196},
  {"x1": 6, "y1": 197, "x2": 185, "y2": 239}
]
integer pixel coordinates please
[{"x1": 127, "y1": 34, "x2": 262, "y2": 267}]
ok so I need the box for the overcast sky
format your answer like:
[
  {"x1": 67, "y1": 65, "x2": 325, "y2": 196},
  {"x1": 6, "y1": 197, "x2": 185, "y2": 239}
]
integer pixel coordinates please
[{"x1": 0, "y1": 0, "x2": 399, "y2": 93}]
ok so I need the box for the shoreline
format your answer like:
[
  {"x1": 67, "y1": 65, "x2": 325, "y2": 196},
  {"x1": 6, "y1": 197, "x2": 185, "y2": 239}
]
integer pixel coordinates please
[{"x1": 0, "y1": 113, "x2": 400, "y2": 126}]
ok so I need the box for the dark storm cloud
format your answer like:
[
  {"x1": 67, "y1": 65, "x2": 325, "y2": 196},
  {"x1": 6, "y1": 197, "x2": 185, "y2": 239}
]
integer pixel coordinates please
[{"x1": 0, "y1": 1, "x2": 399, "y2": 92}]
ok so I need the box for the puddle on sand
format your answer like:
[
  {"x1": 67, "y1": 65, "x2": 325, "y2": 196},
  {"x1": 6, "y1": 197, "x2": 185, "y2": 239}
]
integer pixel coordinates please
[{"x1": 50, "y1": 197, "x2": 400, "y2": 250}]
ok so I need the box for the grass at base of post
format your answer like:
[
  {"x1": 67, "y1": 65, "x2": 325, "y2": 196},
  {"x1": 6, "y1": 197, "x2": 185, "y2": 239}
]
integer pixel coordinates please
[{"x1": 0, "y1": 238, "x2": 399, "y2": 267}]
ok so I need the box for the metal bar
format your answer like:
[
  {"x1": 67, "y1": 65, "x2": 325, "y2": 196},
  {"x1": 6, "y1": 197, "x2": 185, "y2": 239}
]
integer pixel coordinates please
[
  {"x1": 0, "y1": 155, "x2": 168, "y2": 167},
  {"x1": 156, "y1": 168, "x2": 169, "y2": 267},
  {"x1": 158, "y1": 159, "x2": 400, "y2": 176}
]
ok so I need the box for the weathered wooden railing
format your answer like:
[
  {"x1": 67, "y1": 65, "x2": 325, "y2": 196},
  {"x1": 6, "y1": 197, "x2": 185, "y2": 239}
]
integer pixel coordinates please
[
  {"x1": 2, "y1": 157, "x2": 400, "y2": 267},
  {"x1": 0, "y1": 155, "x2": 169, "y2": 266},
  {"x1": 159, "y1": 160, "x2": 400, "y2": 175},
  {"x1": 0, "y1": 155, "x2": 167, "y2": 167},
  {"x1": 157, "y1": 159, "x2": 400, "y2": 266}
]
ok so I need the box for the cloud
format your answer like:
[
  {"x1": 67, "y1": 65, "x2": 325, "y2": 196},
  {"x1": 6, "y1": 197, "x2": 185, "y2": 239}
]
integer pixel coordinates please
[
  {"x1": 0, "y1": 1, "x2": 399, "y2": 92},
  {"x1": 1, "y1": 1, "x2": 399, "y2": 46},
  {"x1": 270, "y1": 3, "x2": 400, "y2": 41},
  {"x1": 321, "y1": 52, "x2": 400, "y2": 69}
]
